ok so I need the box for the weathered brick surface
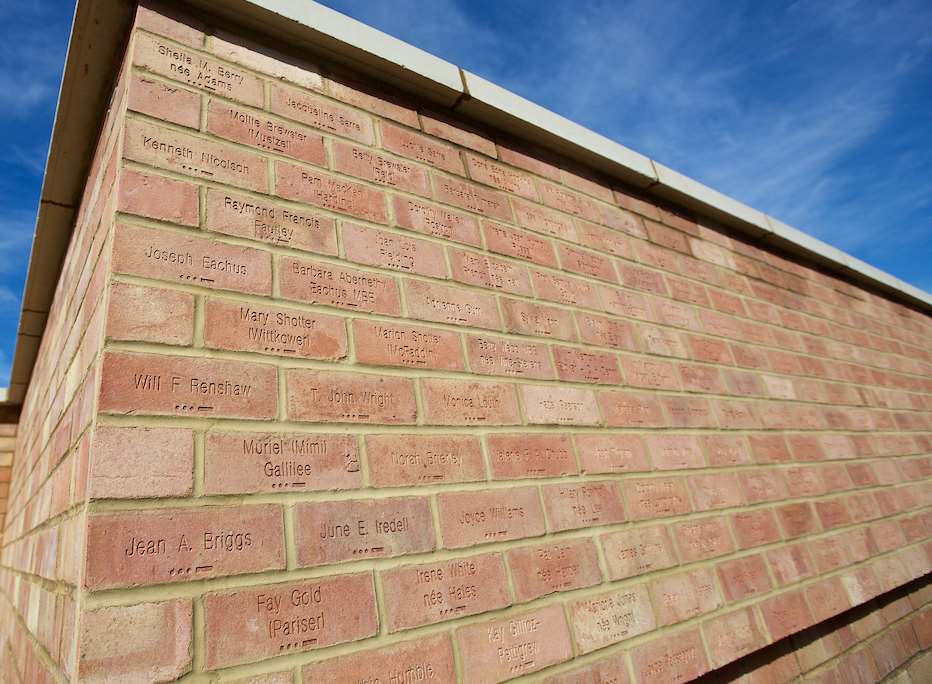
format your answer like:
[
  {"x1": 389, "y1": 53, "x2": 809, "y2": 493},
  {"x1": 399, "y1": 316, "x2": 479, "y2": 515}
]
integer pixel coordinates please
[{"x1": 2, "y1": 4, "x2": 931, "y2": 682}]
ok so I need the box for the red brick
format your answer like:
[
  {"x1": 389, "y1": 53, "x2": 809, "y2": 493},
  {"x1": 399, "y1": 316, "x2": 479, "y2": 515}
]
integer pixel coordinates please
[
  {"x1": 815, "y1": 499, "x2": 852, "y2": 530},
  {"x1": 465, "y1": 152, "x2": 538, "y2": 199},
  {"x1": 135, "y1": 4, "x2": 205, "y2": 46},
  {"x1": 124, "y1": 119, "x2": 267, "y2": 191},
  {"x1": 496, "y1": 138, "x2": 561, "y2": 181},
  {"x1": 576, "y1": 433, "x2": 650, "y2": 474},
  {"x1": 84, "y1": 505, "x2": 285, "y2": 589},
  {"x1": 456, "y1": 605, "x2": 572, "y2": 682},
  {"x1": 270, "y1": 82, "x2": 374, "y2": 143},
  {"x1": 543, "y1": 481, "x2": 625, "y2": 532},
  {"x1": 740, "y1": 469, "x2": 789, "y2": 503},
  {"x1": 404, "y1": 279, "x2": 500, "y2": 330},
  {"x1": 870, "y1": 519, "x2": 908, "y2": 552},
  {"x1": 392, "y1": 195, "x2": 482, "y2": 246},
  {"x1": 380, "y1": 552, "x2": 510, "y2": 631},
  {"x1": 327, "y1": 76, "x2": 419, "y2": 126},
  {"x1": 204, "y1": 298, "x2": 346, "y2": 360},
  {"x1": 759, "y1": 589, "x2": 814, "y2": 640},
  {"x1": 553, "y1": 346, "x2": 622, "y2": 384},
  {"x1": 421, "y1": 112, "x2": 496, "y2": 156},
  {"x1": 820, "y1": 463, "x2": 854, "y2": 492},
  {"x1": 714, "y1": 399, "x2": 760, "y2": 428},
  {"x1": 483, "y1": 220, "x2": 557, "y2": 267},
  {"x1": 295, "y1": 496, "x2": 434, "y2": 566},
  {"x1": 437, "y1": 486, "x2": 545, "y2": 549},
  {"x1": 577, "y1": 312, "x2": 639, "y2": 350},
  {"x1": 512, "y1": 197, "x2": 578, "y2": 241},
  {"x1": 784, "y1": 466, "x2": 826, "y2": 498},
  {"x1": 532, "y1": 269, "x2": 602, "y2": 309},
  {"x1": 640, "y1": 325, "x2": 689, "y2": 359},
  {"x1": 354, "y1": 319, "x2": 463, "y2": 371},
  {"x1": 732, "y1": 509, "x2": 782, "y2": 549},
  {"x1": 507, "y1": 539, "x2": 602, "y2": 602},
  {"x1": 204, "y1": 572, "x2": 378, "y2": 669},
  {"x1": 807, "y1": 576, "x2": 853, "y2": 623},
  {"x1": 674, "y1": 516, "x2": 735, "y2": 562},
  {"x1": 487, "y1": 434, "x2": 576, "y2": 479},
  {"x1": 621, "y1": 356, "x2": 680, "y2": 390},
  {"x1": 562, "y1": 167, "x2": 614, "y2": 202},
  {"x1": 703, "y1": 607, "x2": 766, "y2": 669},
  {"x1": 678, "y1": 363, "x2": 725, "y2": 393},
  {"x1": 99, "y1": 351, "x2": 278, "y2": 419},
  {"x1": 365, "y1": 434, "x2": 484, "y2": 487},
  {"x1": 286, "y1": 369, "x2": 416, "y2": 424},
  {"x1": 433, "y1": 173, "x2": 512, "y2": 220},
  {"x1": 836, "y1": 527, "x2": 878, "y2": 563},
  {"x1": 787, "y1": 434, "x2": 826, "y2": 461},
  {"x1": 381, "y1": 120, "x2": 464, "y2": 174},
  {"x1": 279, "y1": 255, "x2": 400, "y2": 315},
  {"x1": 118, "y1": 168, "x2": 198, "y2": 225},
  {"x1": 651, "y1": 567, "x2": 722, "y2": 626},
  {"x1": 204, "y1": 189, "x2": 338, "y2": 254},
  {"x1": 599, "y1": 390, "x2": 666, "y2": 428},
  {"x1": 78, "y1": 600, "x2": 192, "y2": 682},
  {"x1": 449, "y1": 247, "x2": 532, "y2": 295},
  {"x1": 622, "y1": 477, "x2": 691, "y2": 520},
  {"x1": 421, "y1": 378, "x2": 520, "y2": 425},
  {"x1": 501, "y1": 297, "x2": 576, "y2": 340},
  {"x1": 601, "y1": 524, "x2": 677, "y2": 580},
  {"x1": 207, "y1": 100, "x2": 326, "y2": 166},
  {"x1": 89, "y1": 426, "x2": 193, "y2": 499},
  {"x1": 688, "y1": 472, "x2": 744, "y2": 510},
  {"x1": 776, "y1": 502, "x2": 820, "y2": 539},
  {"x1": 106, "y1": 281, "x2": 194, "y2": 345},
  {"x1": 646, "y1": 434, "x2": 705, "y2": 470},
  {"x1": 845, "y1": 492, "x2": 882, "y2": 522},
  {"x1": 344, "y1": 223, "x2": 447, "y2": 279},
  {"x1": 520, "y1": 384, "x2": 601, "y2": 425},
  {"x1": 541, "y1": 653, "x2": 630, "y2": 684},
  {"x1": 204, "y1": 432, "x2": 360, "y2": 495},
  {"x1": 841, "y1": 566, "x2": 883, "y2": 605},
  {"x1": 767, "y1": 543, "x2": 815, "y2": 586},
  {"x1": 112, "y1": 222, "x2": 272, "y2": 295},
  {"x1": 208, "y1": 29, "x2": 323, "y2": 90},
  {"x1": 465, "y1": 333, "x2": 554, "y2": 379},
  {"x1": 558, "y1": 244, "x2": 617, "y2": 282},
  {"x1": 618, "y1": 262, "x2": 667, "y2": 296},
  {"x1": 275, "y1": 162, "x2": 387, "y2": 223},
  {"x1": 718, "y1": 555, "x2": 772, "y2": 602},
  {"x1": 537, "y1": 180, "x2": 601, "y2": 222},
  {"x1": 571, "y1": 584, "x2": 656, "y2": 654},
  {"x1": 334, "y1": 141, "x2": 431, "y2": 196},
  {"x1": 133, "y1": 32, "x2": 262, "y2": 105},
  {"x1": 630, "y1": 627, "x2": 709, "y2": 684},
  {"x1": 302, "y1": 633, "x2": 456, "y2": 683}
]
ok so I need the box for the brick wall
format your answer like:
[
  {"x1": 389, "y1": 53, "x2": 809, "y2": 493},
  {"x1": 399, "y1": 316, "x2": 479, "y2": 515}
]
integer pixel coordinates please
[
  {"x1": 1, "y1": 1, "x2": 931, "y2": 682},
  {"x1": 0, "y1": 425, "x2": 14, "y2": 531}
]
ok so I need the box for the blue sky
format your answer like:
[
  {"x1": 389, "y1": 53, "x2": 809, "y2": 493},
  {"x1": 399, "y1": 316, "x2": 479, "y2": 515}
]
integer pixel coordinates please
[{"x1": 1, "y1": 0, "x2": 930, "y2": 386}]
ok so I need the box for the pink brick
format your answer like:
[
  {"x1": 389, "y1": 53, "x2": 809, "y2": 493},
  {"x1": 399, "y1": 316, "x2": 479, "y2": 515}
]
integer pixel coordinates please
[
  {"x1": 327, "y1": 76, "x2": 419, "y2": 126},
  {"x1": 703, "y1": 607, "x2": 766, "y2": 669},
  {"x1": 688, "y1": 472, "x2": 743, "y2": 511},
  {"x1": 776, "y1": 502, "x2": 820, "y2": 539},
  {"x1": 421, "y1": 378, "x2": 520, "y2": 425},
  {"x1": 333, "y1": 140, "x2": 430, "y2": 196},
  {"x1": 674, "y1": 516, "x2": 735, "y2": 562},
  {"x1": 679, "y1": 363, "x2": 725, "y2": 393},
  {"x1": 89, "y1": 426, "x2": 192, "y2": 499},
  {"x1": 286, "y1": 369, "x2": 416, "y2": 424},
  {"x1": 118, "y1": 168, "x2": 198, "y2": 225},
  {"x1": 577, "y1": 312, "x2": 640, "y2": 350},
  {"x1": 599, "y1": 390, "x2": 666, "y2": 427},
  {"x1": 815, "y1": 499, "x2": 852, "y2": 530},
  {"x1": 380, "y1": 552, "x2": 510, "y2": 630},
  {"x1": 652, "y1": 567, "x2": 722, "y2": 627},
  {"x1": 497, "y1": 139, "x2": 561, "y2": 181},
  {"x1": 571, "y1": 584, "x2": 656, "y2": 653},
  {"x1": 487, "y1": 434, "x2": 576, "y2": 479},
  {"x1": 106, "y1": 282, "x2": 194, "y2": 345},
  {"x1": 208, "y1": 29, "x2": 323, "y2": 90},
  {"x1": 465, "y1": 152, "x2": 538, "y2": 200},
  {"x1": 204, "y1": 432, "x2": 360, "y2": 495},
  {"x1": 404, "y1": 278, "x2": 500, "y2": 330},
  {"x1": 354, "y1": 319, "x2": 463, "y2": 371},
  {"x1": 507, "y1": 539, "x2": 602, "y2": 602},
  {"x1": 622, "y1": 477, "x2": 691, "y2": 520},
  {"x1": 542, "y1": 481, "x2": 625, "y2": 532},
  {"x1": 732, "y1": 509, "x2": 782, "y2": 549},
  {"x1": 558, "y1": 244, "x2": 617, "y2": 282},
  {"x1": 270, "y1": 82, "x2": 374, "y2": 143},
  {"x1": 532, "y1": 269, "x2": 602, "y2": 309},
  {"x1": 520, "y1": 384, "x2": 601, "y2": 425},
  {"x1": 437, "y1": 486, "x2": 545, "y2": 549},
  {"x1": 433, "y1": 173, "x2": 512, "y2": 220},
  {"x1": 381, "y1": 120, "x2": 464, "y2": 174},
  {"x1": 576, "y1": 433, "x2": 649, "y2": 474},
  {"x1": 553, "y1": 346, "x2": 622, "y2": 384},
  {"x1": 275, "y1": 162, "x2": 387, "y2": 223},
  {"x1": 501, "y1": 297, "x2": 576, "y2": 340},
  {"x1": 365, "y1": 434, "x2": 485, "y2": 487},
  {"x1": 631, "y1": 627, "x2": 709, "y2": 684},
  {"x1": 646, "y1": 434, "x2": 705, "y2": 470},
  {"x1": 207, "y1": 100, "x2": 326, "y2": 166},
  {"x1": 483, "y1": 220, "x2": 557, "y2": 267},
  {"x1": 392, "y1": 195, "x2": 482, "y2": 246},
  {"x1": 135, "y1": 4, "x2": 205, "y2": 46},
  {"x1": 784, "y1": 466, "x2": 826, "y2": 498},
  {"x1": 760, "y1": 589, "x2": 814, "y2": 640},
  {"x1": 806, "y1": 576, "x2": 852, "y2": 623},
  {"x1": 767, "y1": 543, "x2": 815, "y2": 586},
  {"x1": 740, "y1": 469, "x2": 789, "y2": 503},
  {"x1": 618, "y1": 262, "x2": 667, "y2": 296},
  {"x1": 449, "y1": 247, "x2": 532, "y2": 295},
  {"x1": 541, "y1": 653, "x2": 630, "y2": 684},
  {"x1": 344, "y1": 222, "x2": 447, "y2": 279},
  {"x1": 717, "y1": 555, "x2": 772, "y2": 602},
  {"x1": 303, "y1": 634, "x2": 456, "y2": 683},
  {"x1": 621, "y1": 356, "x2": 680, "y2": 390},
  {"x1": 601, "y1": 524, "x2": 677, "y2": 580},
  {"x1": 279, "y1": 255, "x2": 400, "y2": 315},
  {"x1": 422, "y1": 111, "x2": 496, "y2": 155},
  {"x1": 537, "y1": 180, "x2": 601, "y2": 222},
  {"x1": 465, "y1": 333, "x2": 554, "y2": 379}
]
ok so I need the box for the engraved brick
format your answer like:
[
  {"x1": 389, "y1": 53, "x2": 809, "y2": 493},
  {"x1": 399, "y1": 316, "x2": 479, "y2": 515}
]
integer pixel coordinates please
[
  {"x1": 760, "y1": 589, "x2": 814, "y2": 640},
  {"x1": 204, "y1": 572, "x2": 377, "y2": 669},
  {"x1": 342, "y1": 222, "x2": 447, "y2": 278},
  {"x1": 541, "y1": 653, "x2": 630, "y2": 684},
  {"x1": 295, "y1": 497, "x2": 434, "y2": 566},
  {"x1": 437, "y1": 487, "x2": 545, "y2": 549},
  {"x1": 135, "y1": 4, "x2": 205, "y2": 46},
  {"x1": 543, "y1": 481, "x2": 625, "y2": 532},
  {"x1": 601, "y1": 524, "x2": 677, "y2": 580},
  {"x1": 512, "y1": 197, "x2": 578, "y2": 241},
  {"x1": 391, "y1": 195, "x2": 482, "y2": 246},
  {"x1": 739, "y1": 469, "x2": 788, "y2": 503},
  {"x1": 204, "y1": 298, "x2": 347, "y2": 360},
  {"x1": 207, "y1": 101, "x2": 326, "y2": 166},
  {"x1": 279, "y1": 255, "x2": 400, "y2": 315},
  {"x1": 112, "y1": 222, "x2": 272, "y2": 295},
  {"x1": 767, "y1": 543, "x2": 815, "y2": 586},
  {"x1": 732, "y1": 508, "x2": 782, "y2": 549},
  {"x1": 618, "y1": 263, "x2": 667, "y2": 296},
  {"x1": 576, "y1": 433, "x2": 649, "y2": 474},
  {"x1": 651, "y1": 567, "x2": 722, "y2": 626},
  {"x1": 204, "y1": 432, "x2": 360, "y2": 495},
  {"x1": 641, "y1": 324, "x2": 689, "y2": 359},
  {"x1": 714, "y1": 399, "x2": 759, "y2": 428},
  {"x1": 365, "y1": 434, "x2": 484, "y2": 487},
  {"x1": 404, "y1": 279, "x2": 500, "y2": 330},
  {"x1": 133, "y1": 32, "x2": 262, "y2": 105},
  {"x1": 497, "y1": 139, "x2": 561, "y2": 181},
  {"x1": 381, "y1": 552, "x2": 509, "y2": 631},
  {"x1": 333, "y1": 141, "x2": 430, "y2": 196},
  {"x1": 674, "y1": 516, "x2": 735, "y2": 562},
  {"x1": 601, "y1": 286, "x2": 655, "y2": 320},
  {"x1": 501, "y1": 297, "x2": 576, "y2": 340},
  {"x1": 487, "y1": 434, "x2": 576, "y2": 479},
  {"x1": 717, "y1": 555, "x2": 772, "y2": 602},
  {"x1": 784, "y1": 465, "x2": 826, "y2": 497},
  {"x1": 450, "y1": 248, "x2": 532, "y2": 295},
  {"x1": 577, "y1": 219, "x2": 634, "y2": 258},
  {"x1": 599, "y1": 390, "x2": 666, "y2": 428},
  {"x1": 688, "y1": 472, "x2": 743, "y2": 510},
  {"x1": 381, "y1": 121, "x2": 464, "y2": 174},
  {"x1": 275, "y1": 162, "x2": 387, "y2": 223},
  {"x1": 270, "y1": 82, "x2": 374, "y2": 143},
  {"x1": 576, "y1": 312, "x2": 639, "y2": 350},
  {"x1": 558, "y1": 244, "x2": 616, "y2": 282},
  {"x1": 622, "y1": 477, "x2": 691, "y2": 520},
  {"x1": 621, "y1": 356, "x2": 679, "y2": 390},
  {"x1": 433, "y1": 173, "x2": 512, "y2": 220},
  {"x1": 571, "y1": 584, "x2": 655, "y2": 654},
  {"x1": 421, "y1": 378, "x2": 520, "y2": 425},
  {"x1": 703, "y1": 607, "x2": 766, "y2": 669},
  {"x1": 456, "y1": 605, "x2": 572, "y2": 682},
  {"x1": 421, "y1": 111, "x2": 495, "y2": 154},
  {"x1": 553, "y1": 346, "x2": 622, "y2": 384},
  {"x1": 678, "y1": 363, "x2": 725, "y2": 393},
  {"x1": 106, "y1": 281, "x2": 194, "y2": 345},
  {"x1": 464, "y1": 152, "x2": 538, "y2": 200},
  {"x1": 631, "y1": 628, "x2": 709, "y2": 684},
  {"x1": 78, "y1": 599, "x2": 192, "y2": 683},
  {"x1": 507, "y1": 539, "x2": 602, "y2": 602},
  {"x1": 286, "y1": 369, "x2": 416, "y2": 424},
  {"x1": 302, "y1": 634, "x2": 456, "y2": 683},
  {"x1": 776, "y1": 502, "x2": 820, "y2": 538},
  {"x1": 124, "y1": 119, "x2": 267, "y2": 191},
  {"x1": 205, "y1": 189, "x2": 338, "y2": 255},
  {"x1": 209, "y1": 30, "x2": 324, "y2": 90},
  {"x1": 99, "y1": 351, "x2": 278, "y2": 419},
  {"x1": 84, "y1": 505, "x2": 285, "y2": 589},
  {"x1": 537, "y1": 180, "x2": 601, "y2": 222},
  {"x1": 89, "y1": 426, "x2": 193, "y2": 499},
  {"x1": 483, "y1": 220, "x2": 557, "y2": 267},
  {"x1": 521, "y1": 384, "x2": 600, "y2": 426},
  {"x1": 815, "y1": 499, "x2": 852, "y2": 529},
  {"x1": 532, "y1": 269, "x2": 602, "y2": 309},
  {"x1": 702, "y1": 434, "x2": 751, "y2": 466},
  {"x1": 354, "y1": 319, "x2": 463, "y2": 371},
  {"x1": 646, "y1": 434, "x2": 704, "y2": 470},
  {"x1": 327, "y1": 76, "x2": 419, "y2": 126},
  {"x1": 118, "y1": 168, "x2": 199, "y2": 226},
  {"x1": 465, "y1": 334, "x2": 554, "y2": 379}
]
